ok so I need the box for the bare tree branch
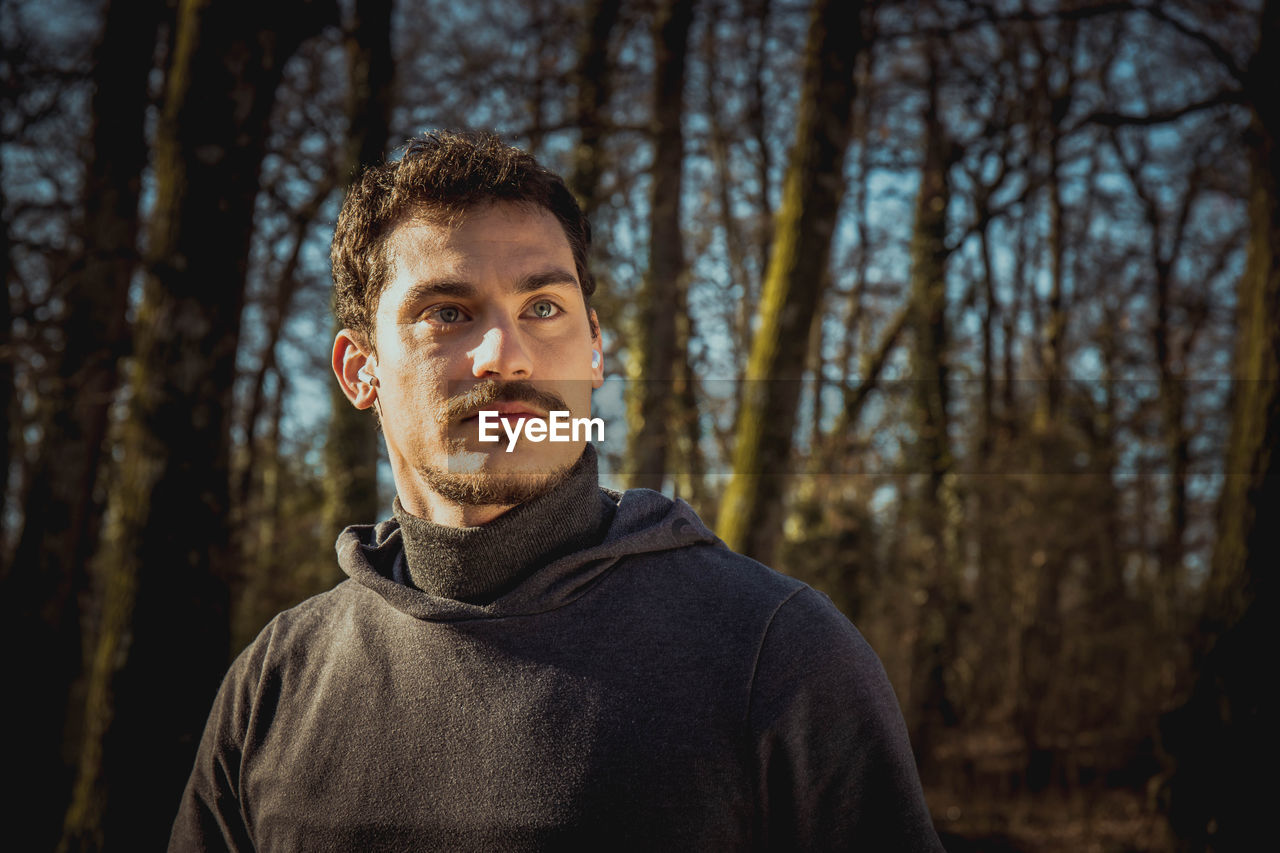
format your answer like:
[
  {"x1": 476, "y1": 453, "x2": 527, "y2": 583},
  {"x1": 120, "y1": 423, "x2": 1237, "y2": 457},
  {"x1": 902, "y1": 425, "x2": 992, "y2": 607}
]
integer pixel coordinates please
[
  {"x1": 880, "y1": 0, "x2": 1248, "y2": 86},
  {"x1": 1082, "y1": 90, "x2": 1247, "y2": 129}
]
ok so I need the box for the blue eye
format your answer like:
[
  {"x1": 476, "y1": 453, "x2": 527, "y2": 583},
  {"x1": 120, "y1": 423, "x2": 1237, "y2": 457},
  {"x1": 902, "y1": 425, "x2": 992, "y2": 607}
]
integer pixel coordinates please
[
  {"x1": 530, "y1": 300, "x2": 560, "y2": 318},
  {"x1": 430, "y1": 306, "x2": 465, "y2": 323}
]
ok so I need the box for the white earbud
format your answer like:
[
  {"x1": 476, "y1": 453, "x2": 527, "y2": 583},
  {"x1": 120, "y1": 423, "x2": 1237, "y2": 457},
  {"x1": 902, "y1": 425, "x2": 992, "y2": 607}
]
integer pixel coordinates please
[
  {"x1": 357, "y1": 365, "x2": 378, "y2": 386},
  {"x1": 591, "y1": 351, "x2": 601, "y2": 369}
]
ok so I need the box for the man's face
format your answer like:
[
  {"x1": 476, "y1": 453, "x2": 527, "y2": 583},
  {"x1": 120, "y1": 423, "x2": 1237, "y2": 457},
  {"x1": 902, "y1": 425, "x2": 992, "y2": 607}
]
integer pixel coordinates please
[{"x1": 338, "y1": 202, "x2": 603, "y2": 521}]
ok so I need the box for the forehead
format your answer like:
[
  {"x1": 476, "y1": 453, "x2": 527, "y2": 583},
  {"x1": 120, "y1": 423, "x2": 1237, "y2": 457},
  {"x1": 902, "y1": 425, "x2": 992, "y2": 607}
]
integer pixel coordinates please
[{"x1": 383, "y1": 202, "x2": 574, "y2": 285}]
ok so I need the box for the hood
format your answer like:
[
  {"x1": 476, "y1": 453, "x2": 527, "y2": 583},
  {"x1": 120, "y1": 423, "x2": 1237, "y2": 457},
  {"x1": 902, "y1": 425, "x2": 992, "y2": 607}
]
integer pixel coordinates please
[{"x1": 335, "y1": 488, "x2": 722, "y2": 622}]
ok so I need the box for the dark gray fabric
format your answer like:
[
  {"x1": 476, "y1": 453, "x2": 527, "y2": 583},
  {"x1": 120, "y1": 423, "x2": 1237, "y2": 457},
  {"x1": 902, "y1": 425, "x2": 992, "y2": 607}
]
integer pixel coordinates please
[
  {"x1": 393, "y1": 445, "x2": 613, "y2": 603},
  {"x1": 170, "y1": 477, "x2": 944, "y2": 851}
]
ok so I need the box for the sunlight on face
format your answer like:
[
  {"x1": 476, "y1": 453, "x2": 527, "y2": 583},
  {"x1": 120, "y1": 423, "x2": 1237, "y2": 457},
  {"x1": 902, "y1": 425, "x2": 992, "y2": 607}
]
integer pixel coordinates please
[{"x1": 368, "y1": 203, "x2": 603, "y2": 520}]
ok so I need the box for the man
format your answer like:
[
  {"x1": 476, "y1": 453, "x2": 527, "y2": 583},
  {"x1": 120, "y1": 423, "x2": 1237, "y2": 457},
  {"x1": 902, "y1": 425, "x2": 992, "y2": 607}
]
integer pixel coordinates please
[{"x1": 171, "y1": 131, "x2": 943, "y2": 850}]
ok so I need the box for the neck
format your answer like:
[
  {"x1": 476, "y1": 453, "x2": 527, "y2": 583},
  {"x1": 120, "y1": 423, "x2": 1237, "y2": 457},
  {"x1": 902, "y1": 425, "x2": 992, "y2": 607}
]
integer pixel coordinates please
[{"x1": 412, "y1": 495, "x2": 513, "y2": 528}]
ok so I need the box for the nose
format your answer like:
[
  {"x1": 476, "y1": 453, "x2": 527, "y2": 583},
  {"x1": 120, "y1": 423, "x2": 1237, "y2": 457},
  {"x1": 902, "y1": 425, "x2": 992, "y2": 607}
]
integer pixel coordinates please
[{"x1": 466, "y1": 323, "x2": 533, "y2": 379}]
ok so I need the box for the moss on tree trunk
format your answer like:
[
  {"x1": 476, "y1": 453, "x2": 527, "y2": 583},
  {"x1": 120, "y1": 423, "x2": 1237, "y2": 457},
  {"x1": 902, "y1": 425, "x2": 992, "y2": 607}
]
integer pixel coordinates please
[
  {"x1": 716, "y1": 0, "x2": 863, "y2": 565},
  {"x1": 60, "y1": 2, "x2": 333, "y2": 849}
]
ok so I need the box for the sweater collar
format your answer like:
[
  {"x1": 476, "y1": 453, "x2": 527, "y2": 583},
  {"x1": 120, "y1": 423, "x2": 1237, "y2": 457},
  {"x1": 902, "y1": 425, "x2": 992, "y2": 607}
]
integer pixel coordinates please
[{"x1": 392, "y1": 445, "x2": 612, "y2": 604}]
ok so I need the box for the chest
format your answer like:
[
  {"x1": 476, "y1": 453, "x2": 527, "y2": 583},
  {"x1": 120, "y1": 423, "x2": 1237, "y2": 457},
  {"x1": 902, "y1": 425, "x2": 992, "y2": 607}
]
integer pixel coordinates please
[{"x1": 241, "y1": 619, "x2": 759, "y2": 850}]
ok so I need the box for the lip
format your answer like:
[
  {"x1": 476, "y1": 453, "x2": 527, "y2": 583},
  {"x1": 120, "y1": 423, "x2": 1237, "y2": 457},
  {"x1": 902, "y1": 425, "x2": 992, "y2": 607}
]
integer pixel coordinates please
[{"x1": 461, "y1": 403, "x2": 545, "y2": 423}]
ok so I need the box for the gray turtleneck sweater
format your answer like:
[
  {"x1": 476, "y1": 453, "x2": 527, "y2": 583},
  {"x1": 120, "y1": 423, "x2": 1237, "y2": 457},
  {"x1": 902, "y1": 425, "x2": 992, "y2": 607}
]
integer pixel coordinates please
[
  {"x1": 170, "y1": 446, "x2": 942, "y2": 851},
  {"x1": 391, "y1": 449, "x2": 615, "y2": 604}
]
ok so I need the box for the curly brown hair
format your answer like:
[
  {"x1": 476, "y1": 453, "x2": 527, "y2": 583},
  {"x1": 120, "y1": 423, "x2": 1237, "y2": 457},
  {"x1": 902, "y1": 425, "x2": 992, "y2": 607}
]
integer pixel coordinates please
[{"x1": 331, "y1": 130, "x2": 597, "y2": 349}]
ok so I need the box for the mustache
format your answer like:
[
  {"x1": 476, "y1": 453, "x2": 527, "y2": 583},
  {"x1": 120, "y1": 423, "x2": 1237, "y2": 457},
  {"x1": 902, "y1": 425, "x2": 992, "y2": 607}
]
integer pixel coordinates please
[{"x1": 441, "y1": 380, "x2": 568, "y2": 425}]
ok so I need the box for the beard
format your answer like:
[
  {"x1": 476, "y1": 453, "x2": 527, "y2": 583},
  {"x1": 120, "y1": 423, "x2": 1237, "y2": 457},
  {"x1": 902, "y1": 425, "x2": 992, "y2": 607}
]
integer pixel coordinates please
[
  {"x1": 421, "y1": 454, "x2": 575, "y2": 507},
  {"x1": 417, "y1": 378, "x2": 578, "y2": 506}
]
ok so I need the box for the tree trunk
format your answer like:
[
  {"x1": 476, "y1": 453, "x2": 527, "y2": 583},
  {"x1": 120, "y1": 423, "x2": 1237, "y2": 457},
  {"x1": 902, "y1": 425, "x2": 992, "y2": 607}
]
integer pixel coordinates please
[
  {"x1": 344, "y1": 0, "x2": 394, "y2": 172},
  {"x1": 323, "y1": 0, "x2": 394, "y2": 557},
  {"x1": 832, "y1": 45, "x2": 874, "y2": 409},
  {"x1": 978, "y1": 213, "x2": 999, "y2": 468},
  {"x1": 747, "y1": 0, "x2": 774, "y2": 272},
  {"x1": 905, "y1": 60, "x2": 961, "y2": 774},
  {"x1": 705, "y1": 0, "x2": 755, "y2": 402},
  {"x1": 233, "y1": 366, "x2": 291, "y2": 650},
  {"x1": 1040, "y1": 133, "x2": 1067, "y2": 424},
  {"x1": 0, "y1": 154, "x2": 10, "y2": 544},
  {"x1": 568, "y1": 0, "x2": 622, "y2": 221},
  {"x1": 1204, "y1": 0, "x2": 1280, "y2": 635},
  {"x1": 672, "y1": 282, "x2": 707, "y2": 513},
  {"x1": 1114, "y1": 137, "x2": 1199, "y2": 629},
  {"x1": 60, "y1": 2, "x2": 332, "y2": 849},
  {"x1": 1163, "y1": 2, "x2": 1280, "y2": 847},
  {"x1": 235, "y1": 177, "x2": 335, "y2": 521},
  {"x1": 625, "y1": 0, "x2": 695, "y2": 490},
  {"x1": 0, "y1": 2, "x2": 162, "y2": 847},
  {"x1": 1015, "y1": 23, "x2": 1078, "y2": 791},
  {"x1": 715, "y1": 0, "x2": 862, "y2": 564}
]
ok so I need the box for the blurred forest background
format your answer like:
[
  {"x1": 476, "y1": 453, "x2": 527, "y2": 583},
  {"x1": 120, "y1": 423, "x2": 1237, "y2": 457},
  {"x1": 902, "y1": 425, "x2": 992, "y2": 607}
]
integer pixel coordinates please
[{"x1": 1, "y1": 0, "x2": 1276, "y2": 850}]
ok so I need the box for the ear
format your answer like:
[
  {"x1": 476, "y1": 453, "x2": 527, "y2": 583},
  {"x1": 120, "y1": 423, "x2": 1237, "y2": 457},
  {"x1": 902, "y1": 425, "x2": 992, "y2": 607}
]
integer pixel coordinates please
[
  {"x1": 589, "y1": 309, "x2": 604, "y2": 390},
  {"x1": 333, "y1": 329, "x2": 378, "y2": 410}
]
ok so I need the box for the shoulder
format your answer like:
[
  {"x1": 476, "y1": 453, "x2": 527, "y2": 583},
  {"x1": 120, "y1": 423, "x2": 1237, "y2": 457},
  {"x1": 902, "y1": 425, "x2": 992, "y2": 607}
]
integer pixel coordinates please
[
  {"x1": 230, "y1": 580, "x2": 377, "y2": 685},
  {"x1": 612, "y1": 538, "x2": 818, "y2": 623},
  {"x1": 623, "y1": 528, "x2": 810, "y2": 595},
  {"x1": 740, "y1": 576, "x2": 939, "y2": 849},
  {"x1": 747, "y1": 580, "x2": 910, "y2": 774},
  {"x1": 751, "y1": 583, "x2": 890, "y2": 704}
]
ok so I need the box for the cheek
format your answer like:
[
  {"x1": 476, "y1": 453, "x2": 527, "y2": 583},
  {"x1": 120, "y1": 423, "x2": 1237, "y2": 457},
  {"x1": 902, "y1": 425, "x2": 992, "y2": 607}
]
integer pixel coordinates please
[
  {"x1": 561, "y1": 380, "x2": 594, "y2": 418},
  {"x1": 541, "y1": 332, "x2": 593, "y2": 375},
  {"x1": 381, "y1": 359, "x2": 453, "y2": 421}
]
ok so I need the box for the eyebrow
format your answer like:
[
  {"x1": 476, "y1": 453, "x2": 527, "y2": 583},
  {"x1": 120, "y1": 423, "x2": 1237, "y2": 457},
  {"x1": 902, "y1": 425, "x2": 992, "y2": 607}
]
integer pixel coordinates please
[
  {"x1": 404, "y1": 268, "x2": 580, "y2": 304},
  {"x1": 515, "y1": 269, "x2": 580, "y2": 293}
]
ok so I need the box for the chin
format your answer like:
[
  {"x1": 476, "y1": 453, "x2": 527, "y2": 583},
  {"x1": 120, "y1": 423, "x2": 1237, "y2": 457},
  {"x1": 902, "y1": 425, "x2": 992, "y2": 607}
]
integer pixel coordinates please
[
  {"x1": 456, "y1": 438, "x2": 582, "y2": 473},
  {"x1": 427, "y1": 443, "x2": 581, "y2": 507},
  {"x1": 427, "y1": 452, "x2": 571, "y2": 507}
]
